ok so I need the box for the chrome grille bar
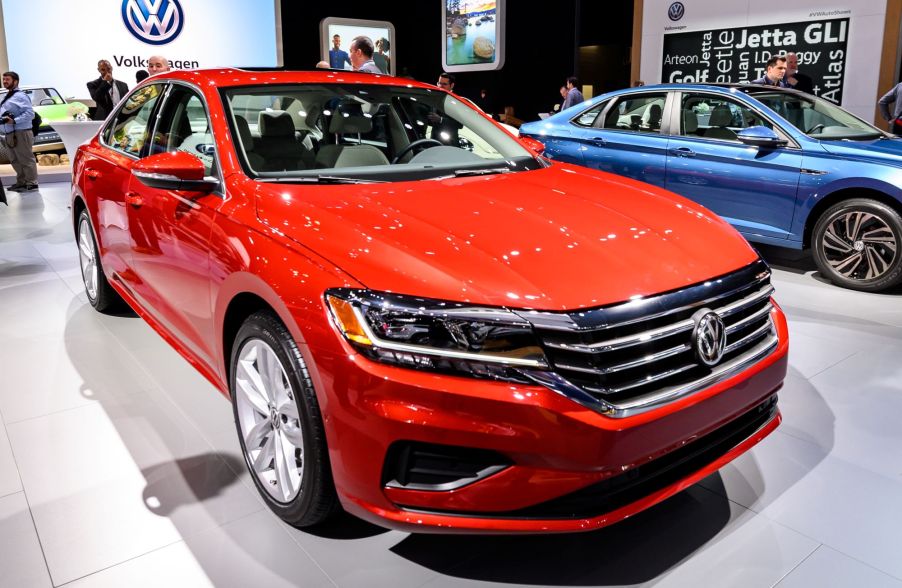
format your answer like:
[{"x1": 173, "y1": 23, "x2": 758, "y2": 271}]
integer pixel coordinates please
[
  {"x1": 725, "y1": 303, "x2": 773, "y2": 335},
  {"x1": 556, "y1": 342, "x2": 692, "y2": 376}
]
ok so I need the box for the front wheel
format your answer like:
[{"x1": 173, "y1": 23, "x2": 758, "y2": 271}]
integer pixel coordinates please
[
  {"x1": 77, "y1": 209, "x2": 124, "y2": 312},
  {"x1": 230, "y1": 311, "x2": 340, "y2": 527},
  {"x1": 812, "y1": 198, "x2": 902, "y2": 292}
]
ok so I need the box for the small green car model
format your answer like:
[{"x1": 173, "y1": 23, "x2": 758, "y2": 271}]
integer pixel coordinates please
[{"x1": 0, "y1": 86, "x2": 90, "y2": 161}]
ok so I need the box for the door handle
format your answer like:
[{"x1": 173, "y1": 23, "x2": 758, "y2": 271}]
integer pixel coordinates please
[
  {"x1": 671, "y1": 147, "x2": 696, "y2": 158},
  {"x1": 85, "y1": 168, "x2": 101, "y2": 180},
  {"x1": 589, "y1": 136, "x2": 606, "y2": 146},
  {"x1": 125, "y1": 191, "x2": 144, "y2": 208}
]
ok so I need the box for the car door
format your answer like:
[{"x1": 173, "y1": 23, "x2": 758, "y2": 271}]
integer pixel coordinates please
[
  {"x1": 664, "y1": 91, "x2": 802, "y2": 240},
  {"x1": 126, "y1": 83, "x2": 221, "y2": 365},
  {"x1": 566, "y1": 92, "x2": 669, "y2": 187},
  {"x1": 82, "y1": 83, "x2": 165, "y2": 281}
]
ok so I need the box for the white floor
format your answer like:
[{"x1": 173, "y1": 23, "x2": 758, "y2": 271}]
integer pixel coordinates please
[{"x1": 2, "y1": 183, "x2": 902, "y2": 588}]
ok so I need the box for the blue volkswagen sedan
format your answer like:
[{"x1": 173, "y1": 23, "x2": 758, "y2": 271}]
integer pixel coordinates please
[{"x1": 521, "y1": 84, "x2": 902, "y2": 292}]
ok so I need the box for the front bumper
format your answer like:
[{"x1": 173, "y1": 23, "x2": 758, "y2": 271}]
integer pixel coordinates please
[{"x1": 311, "y1": 303, "x2": 789, "y2": 533}]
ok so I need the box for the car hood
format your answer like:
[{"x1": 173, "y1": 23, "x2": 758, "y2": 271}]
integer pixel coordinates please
[
  {"x1": 253, "y1": 165, "x2": 759, "y2": 310},
  {"x1": 819, "y1": 137, "x2": 902, "y2": 167}
]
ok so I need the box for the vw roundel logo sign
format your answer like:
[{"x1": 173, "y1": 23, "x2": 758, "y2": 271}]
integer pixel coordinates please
[
  {"x1": 122, "y1": 0, "x2": 185, "y2": 45},
  {"x1": 668, "y1": 1, "x2": 685, "y2": 21},
  {"x1": 692, "y1": 309, "x2": 726, "y2": 367}
]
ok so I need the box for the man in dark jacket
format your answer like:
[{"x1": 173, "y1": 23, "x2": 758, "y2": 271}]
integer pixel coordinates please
[
  {"x1": 87, "y1": 60, "x2": 129, "y2": 121},
  {"x1": 878, "y1": 82, "x2": 902, "y2": 135},
  {"x1": 752, "y1": 55, "x2": 789, "y2": 87}
]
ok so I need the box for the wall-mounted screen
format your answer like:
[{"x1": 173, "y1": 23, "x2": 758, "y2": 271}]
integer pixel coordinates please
[
  {"x1": 320, "y1": 17, "x2": 395, "y2": 76},
  {"x1": 442, "y1": 0, "x2": 505, "y2": 72}
]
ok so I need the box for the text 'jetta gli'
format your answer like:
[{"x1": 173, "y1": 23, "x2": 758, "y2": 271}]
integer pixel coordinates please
[{"x1": 72, "y1": 69, "x2": 788, "y2": 533}]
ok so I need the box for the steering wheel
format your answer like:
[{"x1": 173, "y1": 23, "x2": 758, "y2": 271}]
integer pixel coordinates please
[
  {"x1": 392, "y1": 138, "x2": 443, "y2": 164},
  {"x1": 806, "y1": 123, "x2": 825, "y2": 134}
]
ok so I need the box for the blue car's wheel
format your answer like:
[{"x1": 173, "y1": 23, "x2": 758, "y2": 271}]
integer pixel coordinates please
[{"x1": 812, "y1": 199, "x2": 902, "y2": 292}]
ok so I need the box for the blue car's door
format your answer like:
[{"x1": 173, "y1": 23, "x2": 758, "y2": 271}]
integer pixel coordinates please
[
  {"x1": 567, "y1": 92, "x2": 670, "y2": 187},
  {"x1": 665, "y1": 91, "x2": 802, "y2": 241}
]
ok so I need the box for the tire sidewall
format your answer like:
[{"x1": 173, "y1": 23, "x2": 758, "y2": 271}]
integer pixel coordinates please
[
  {"x1": 77, "y1": 210, "x2": 100, "y2": 307},
  {"x1": 229, "y1": 312, "x2": 329, "y2": 523},
  {"x1": 812, "y1": 199, "x2": 902, "y2": 292}
]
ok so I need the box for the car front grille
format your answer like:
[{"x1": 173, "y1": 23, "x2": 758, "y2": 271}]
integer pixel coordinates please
[{"x1": 518, "y1": 259, "x2": 778, "y2": 417}]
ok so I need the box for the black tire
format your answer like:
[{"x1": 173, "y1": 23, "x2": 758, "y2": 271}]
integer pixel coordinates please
[
  {"x1": 77, "y1": 209, "x2": 125, "y2": 313},
  {"x1": 812, "y1": 198, "x2": 902, "y2": 292},
  {"x1": 230, "y1": 311, "x2": 340, "y2": 527}
]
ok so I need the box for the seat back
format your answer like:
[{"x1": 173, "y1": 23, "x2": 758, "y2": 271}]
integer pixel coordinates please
[
  {"x1": 644, "y1": 103, "x2": 663, "y2": 131},
  {"x1": 705, "y1": 105, "x2": 737, "y2": 140},
  {"x1": 256, "y1": 110, "x2": 306, "y2": 171},
  {"x1": 315, "y1": 112, "x2": 389, "y2": 169},
  {"x1": 682, "y1": 110, "x2": 699, "y2": 136},
  {"x1": 235, "y1": 115, "x2": 265, "y2": 170}
]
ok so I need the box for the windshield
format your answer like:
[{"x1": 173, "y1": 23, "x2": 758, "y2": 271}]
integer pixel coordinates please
[
  {"x1": 0, "y1": 87, "x2": 65, "y2": 106},
  {"x1": 221, "y1": 83, "x2": 540, "y2": 182},
  {"x1": 743, "y1": 89, "x2": 884, "y2": 140}
]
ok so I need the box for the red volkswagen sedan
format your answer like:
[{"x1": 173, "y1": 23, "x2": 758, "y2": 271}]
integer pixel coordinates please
[{"x1": 71, "y1": 69, "x2": 788, "y2": 533}]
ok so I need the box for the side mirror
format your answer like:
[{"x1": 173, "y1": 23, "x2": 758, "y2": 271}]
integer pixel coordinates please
[
  {"x1": 737, "y1": 125, "x2": 788, "y2": 148},
  {"x1": 131, "y1": 151, "x2": 219, "y2": 192},
  {"x1": 519, "y1": 135, "x2": 546, "y2": 156}
]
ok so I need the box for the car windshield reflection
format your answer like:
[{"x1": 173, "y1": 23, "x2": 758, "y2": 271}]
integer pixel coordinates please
[
  {"x1": 742, "y1": 88, "x2": 886, "y2": 140},
  {"x1": 221, "y1": 83, "x2": 541, "y2": 182}
]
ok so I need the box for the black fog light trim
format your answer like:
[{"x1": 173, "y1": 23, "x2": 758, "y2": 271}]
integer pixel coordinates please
[{"x1": 383, "y1": 441, "x2": 512, "y2": 491}]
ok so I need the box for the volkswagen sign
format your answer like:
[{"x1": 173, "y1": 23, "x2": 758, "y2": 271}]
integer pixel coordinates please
[
  {"x1": 691, "y1": 309, "x2": 726, "y2": 366},
  {"x1": 668, "y1": 2, "x2": 685, "y2": 21},
  {"x1": 122, "y1": 0, "x2": 185, "y2": 45}
]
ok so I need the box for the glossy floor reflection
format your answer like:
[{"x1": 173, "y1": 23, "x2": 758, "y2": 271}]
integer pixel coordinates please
[{"x1": 1, "y1": 183, "x2": 901, "y2": 587}]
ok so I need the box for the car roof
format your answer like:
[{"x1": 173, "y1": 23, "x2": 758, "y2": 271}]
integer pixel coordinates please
[
  {"x1": 142, "y1": 68, "x2": 441, "y2": 91},
  {"x1": 0, "y1": 85, "x2": 57, "y2": 92},
  {"x1": 596, "y1": 83, "x2": 808, "y2": 99}
]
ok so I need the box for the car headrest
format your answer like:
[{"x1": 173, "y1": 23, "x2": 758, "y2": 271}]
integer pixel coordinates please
[
  {"x1": 647, "y1": 103, "x2": 662, "y2": 124},
  {"x1": 304, "y1": 104, "x2": 322, "y2": 130},
  {"x1": 329, "y1": 112, "x2": 373, "y2": 134},
  {"x1": 234, "y1": 115, "x2": 253, "y2": 146},
  {"x1": 682, "y1": 110, "x2": 698, "y2": 133},
  {"x1": 259, "y1": 110, "x2": 295, "y2": 138},
  {"x1": 709, "y1": 104, "x2": 733, "y2": 127}
]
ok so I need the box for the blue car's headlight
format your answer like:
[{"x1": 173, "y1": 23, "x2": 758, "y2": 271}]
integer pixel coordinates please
[{"x1": 325, "y1": 289, "x2": 548, "y2": 382}]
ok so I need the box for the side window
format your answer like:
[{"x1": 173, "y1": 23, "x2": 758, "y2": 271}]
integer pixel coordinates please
[
  {"x1": 572, "y1": 100, "x2": 609, "y2": 127},
  {"x1": 108, "y1": 84, "x2": 163, "y2": 157},
  {"x1": 603, "y1": 94, "x2": 667, "y2": 134},
  {"x1": 680, "y1": 93, "x2": 770, "y2": 141},
  {"x1": 153, "y1": 86, "x2": 216, "y2": 176}
]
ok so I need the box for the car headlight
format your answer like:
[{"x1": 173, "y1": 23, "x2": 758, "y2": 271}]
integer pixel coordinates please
[{"x1": 325, "y1": 289, "x2": 549, "y2": 382}]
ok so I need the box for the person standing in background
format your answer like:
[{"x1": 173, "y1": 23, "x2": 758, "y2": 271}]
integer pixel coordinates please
[
  {"x1": 87, "y1": 60, "x2": 129, "y2": 120},
  {"x1": 135, "y1": 70, "x2": 149, "y2": 84},
  {"x1": 349, "y1": 36, "x2": 381, "y2": 73},
  {"x1": 878, "y1": 81, "x2": 902, "y2": 135},
  {"x1": 0, "y1": 71, "x2": 38, "y2": 192},
  {"x1": 752, "y1": 55, "x2": 789, "y2": 87},
  {"x1": 561, "y1": 76, "x2": 584, "y2": 110},
  {"x1": 147, "y1": 55, "x2": 170, "y2": 75},
  {"x1": 784, "y1": 52, "x2": 813, "y2": 94}
]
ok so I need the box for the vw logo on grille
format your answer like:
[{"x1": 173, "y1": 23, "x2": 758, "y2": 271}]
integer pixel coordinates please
[
  {"x1": 122, "y1": 0, "x2": 184, "y2": 45},
  {"x1": 668, "y1": 1, "x2": 685, "y2": 21},
  {"x1": 691, "y1": 309, "x2": 726, "y2": 366}
]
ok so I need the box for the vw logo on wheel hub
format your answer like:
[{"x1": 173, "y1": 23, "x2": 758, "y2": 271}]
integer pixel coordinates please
[
  {"x1": 692, "y1": 309, "x2": 726, "y2": 366},
  {"x1": 122, "y1": 0, "x2": 185, "y2": 45}
]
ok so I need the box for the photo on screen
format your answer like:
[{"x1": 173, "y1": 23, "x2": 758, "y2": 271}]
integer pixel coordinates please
[
  {"x1": 442, "y1": 0, "x2": 505, "y2": 72},
  {"x1": 320, "y1": 17, "x2": 395, "y2": 76}
]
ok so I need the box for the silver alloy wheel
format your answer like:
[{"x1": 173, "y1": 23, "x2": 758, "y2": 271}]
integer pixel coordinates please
[
  {"x1": 821, "y1": 210, "x2": 898, "y2": 281},
  {"x1": 235, "y1": 338, "x2": 304, "y2": 503},
  {"x1": 78, "y1": 217, "x2": 98, "y2": 300}
]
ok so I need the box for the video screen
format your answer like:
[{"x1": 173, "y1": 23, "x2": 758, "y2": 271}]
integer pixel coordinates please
[
  {"x1": 320, "y1": 18, "x2": 395, "y2": 76},
  {"x1": 442, "y1": 0, "x2": 505, "y2": 72}
]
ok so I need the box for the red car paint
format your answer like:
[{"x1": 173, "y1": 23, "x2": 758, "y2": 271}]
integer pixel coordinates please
[{"x1": 72, "y1": 69, "x2": 787, "y2": 533}]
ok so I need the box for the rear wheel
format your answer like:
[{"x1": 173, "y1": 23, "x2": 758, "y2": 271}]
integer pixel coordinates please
[
  {"x1": 230, "y1": 311, "x2": 340, "y2": 527},
  {"x1": 812, "y1": 198, "x2": 902, "y2": 292},
  {"x1": 77, "y1": 209, "x2": 124, "y2": 312}
]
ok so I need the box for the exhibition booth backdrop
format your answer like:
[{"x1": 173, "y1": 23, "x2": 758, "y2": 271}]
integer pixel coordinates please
[
  {"x1": 0, "y1": 0, "x2": 282, "y2": 101},
  {"x1": 639, "y1": 0, "x2": 893, "y2": 121}
]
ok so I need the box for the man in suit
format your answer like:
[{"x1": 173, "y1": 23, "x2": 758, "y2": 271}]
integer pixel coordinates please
[
  {"x1": 87, "y1": 60, "x2": 128, "y2": 121},
  {"x1": 784, "y1": 52, "x2": 813, "y2": 94}
]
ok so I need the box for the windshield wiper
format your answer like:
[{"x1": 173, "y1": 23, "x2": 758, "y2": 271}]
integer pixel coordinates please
[
  {"x1": 452, "y1": 167, "x2": 513, "y2": 177},
  {"x1": 259, "y1": 175, "x2": 385, "y2": 184}
]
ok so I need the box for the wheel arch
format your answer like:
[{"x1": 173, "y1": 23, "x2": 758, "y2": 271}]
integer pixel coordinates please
[{"x1": 803, "y1": 187, "x2": 902, "y2": 248}]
